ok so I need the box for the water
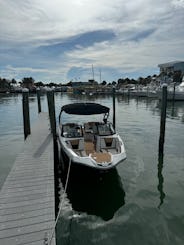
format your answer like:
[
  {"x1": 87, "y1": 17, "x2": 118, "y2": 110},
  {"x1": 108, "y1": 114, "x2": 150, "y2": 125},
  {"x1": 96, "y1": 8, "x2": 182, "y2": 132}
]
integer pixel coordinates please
[{"x1": 0, "y1": 93, "x2": 184, "y2": 244}]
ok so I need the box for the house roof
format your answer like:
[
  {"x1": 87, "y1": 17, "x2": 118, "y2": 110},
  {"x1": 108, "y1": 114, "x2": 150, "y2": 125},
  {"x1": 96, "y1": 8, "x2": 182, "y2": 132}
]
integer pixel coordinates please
[{"x1": 158, "y1": 61, "x2": 184, "y2": 68}]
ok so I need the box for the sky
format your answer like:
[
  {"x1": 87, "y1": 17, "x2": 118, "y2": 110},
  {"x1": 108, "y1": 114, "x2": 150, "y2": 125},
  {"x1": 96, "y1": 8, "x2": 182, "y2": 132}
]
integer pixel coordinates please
[{"x1": 0, "y1": 0, "x2": 184, "y2": 83}]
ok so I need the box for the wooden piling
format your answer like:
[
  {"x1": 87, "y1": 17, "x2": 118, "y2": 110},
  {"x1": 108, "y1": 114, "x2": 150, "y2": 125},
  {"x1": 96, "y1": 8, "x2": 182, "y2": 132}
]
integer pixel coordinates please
[
  {"x1": 47, "y1": 90, "x2": 56, "y2": 138},
  {"x1": 157, "y1": 152, "x2": 165, "y2": 208},
  {"x1": 22, "y1": 89, "x2": 31, "y2": 140},
  {"x1": 128, "y1": 88, "x2": 130, "y2": 98},
  {"x1": 37, "y1": 88, "x2": 41, "y2": 113},
  {"x1": 159, "y1": 85, "x2": 167, "y2": 155},
  {"x1": 46, "y1": 90, "x2": 58, "y2": 220},
  {"x1": 172, "y1": 82, "x2": 176, "y2": 101},
  {"x1": 113, "y1": 87, "x2": 116, "y2": 129}
]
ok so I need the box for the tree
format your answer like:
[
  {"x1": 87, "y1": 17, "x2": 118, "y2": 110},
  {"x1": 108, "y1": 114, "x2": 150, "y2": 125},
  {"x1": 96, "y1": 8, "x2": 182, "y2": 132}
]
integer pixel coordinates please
[
  {"x1": 48, "y1": 82, "x2": 56, "y2": 87},
  {"x1": 11, "y1": 78, "x2": 17, "y2": 84},
  {"x1": 117, "y1": 78, "x2": 125, "y2": 85},
  {"x1": 124, "y1": 77, "x2": 130, "y2": 84},
  {"x1": 66, "y1": 81, "x2": 73, "y2": 86},
  {"x1": 22, "y1": 77, "x2": 35, "y2": 84},
  {"x1": 101, "y1": 80, "x2": 107, "y2": 86},
  {"x1": 0, "y1": 78, "x2": 10, "y2": 90},
  {"x1": 34, "y1": 81, "x2": 44, "y2": 87},
  {"x1": 22, "y1": 77, "x2": 35, "y2": 91}
]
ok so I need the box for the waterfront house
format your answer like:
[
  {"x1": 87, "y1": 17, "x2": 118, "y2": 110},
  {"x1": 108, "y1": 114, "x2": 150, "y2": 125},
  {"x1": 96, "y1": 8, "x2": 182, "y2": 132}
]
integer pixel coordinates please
[{"x1": 158, "y1": 61, "x2": 184, "y2": 84}]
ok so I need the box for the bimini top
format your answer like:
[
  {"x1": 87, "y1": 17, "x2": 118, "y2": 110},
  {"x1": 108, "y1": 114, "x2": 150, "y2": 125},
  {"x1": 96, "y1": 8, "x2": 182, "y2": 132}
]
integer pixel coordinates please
[
  {"x1": 60, "y1": 103, "x2": 109, "y2": 115},
  {"x1": 59, "y1": 103, "x2": 110, "y2": 123}
]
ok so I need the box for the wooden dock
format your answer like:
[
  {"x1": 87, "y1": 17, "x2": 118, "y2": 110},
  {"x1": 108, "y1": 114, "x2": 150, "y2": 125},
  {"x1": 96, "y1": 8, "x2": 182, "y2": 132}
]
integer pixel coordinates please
[{"x1": 0, "y1": 113, "x2": 56, "y2": 245}]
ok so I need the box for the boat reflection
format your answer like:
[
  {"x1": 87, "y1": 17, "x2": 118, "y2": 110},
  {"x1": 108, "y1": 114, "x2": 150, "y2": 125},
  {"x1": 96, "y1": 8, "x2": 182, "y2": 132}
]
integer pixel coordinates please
[{"x1": 60, "y1": 160, "x2": 125, "y2": 221}]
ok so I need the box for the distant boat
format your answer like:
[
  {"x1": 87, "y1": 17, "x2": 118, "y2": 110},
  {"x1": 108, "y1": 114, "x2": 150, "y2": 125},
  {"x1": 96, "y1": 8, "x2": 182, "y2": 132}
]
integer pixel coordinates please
[
  {"x1": 135, "y1": 86, "x2": 148, "y2": 97},
  {"x1": 57, "y1": 103, "x2": 126, "y2": 170},
  {"x1": 158, "y1": 81, "x2": 184, "y2": 101}
]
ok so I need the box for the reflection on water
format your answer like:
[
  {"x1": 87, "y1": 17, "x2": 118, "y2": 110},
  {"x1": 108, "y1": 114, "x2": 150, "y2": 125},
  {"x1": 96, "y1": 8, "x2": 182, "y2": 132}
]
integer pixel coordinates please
[
  {"x1": 169, "y1": 101, "x2": 184, "y2": 123},
  {"x1": 123, "y1": 96, "x2": 184, "y2": 123},
  {"x1": 0, "y1": 93, "x2": 20, "y2": 105},
  {"x1": 157, "y1": 152, "x2": 165, "y2": 208},
  {"x1": 155, "y1": 100, "x2": 184, "y2": 123},
  {"x1": 60, "y1": 159, "x2": 125, "y2": 221}
]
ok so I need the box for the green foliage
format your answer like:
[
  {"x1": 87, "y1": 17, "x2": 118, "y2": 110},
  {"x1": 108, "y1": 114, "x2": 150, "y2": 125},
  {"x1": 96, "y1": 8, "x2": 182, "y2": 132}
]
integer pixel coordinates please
[
  {"x1": 101, "y1": 80, "x2": 107, "y2": 86},
  {"x1": 22, "y1": 77, "x2": 35, "y2": 84}
]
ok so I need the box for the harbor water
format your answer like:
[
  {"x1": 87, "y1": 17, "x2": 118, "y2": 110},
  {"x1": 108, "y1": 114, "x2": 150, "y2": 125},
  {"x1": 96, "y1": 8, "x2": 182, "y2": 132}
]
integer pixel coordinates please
[{"x1": 0, "y1": 93, "x2": 184, "y2": 245}]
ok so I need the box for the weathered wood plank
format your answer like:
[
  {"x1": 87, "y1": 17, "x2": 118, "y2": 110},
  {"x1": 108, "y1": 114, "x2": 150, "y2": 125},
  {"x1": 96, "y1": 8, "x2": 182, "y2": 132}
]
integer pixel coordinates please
[
  {"x1": 0, "y1": 113, "x2": 56, "y2": 245},
  {"x1": 0, "y1": 228, "x2": 55, "y2": 245},
  {"x1": 0, "y1": 201, "x2": 54, "y2": 216},
  {"x1": 0, "y1": 207, "x2": 54, "y2": 223}
]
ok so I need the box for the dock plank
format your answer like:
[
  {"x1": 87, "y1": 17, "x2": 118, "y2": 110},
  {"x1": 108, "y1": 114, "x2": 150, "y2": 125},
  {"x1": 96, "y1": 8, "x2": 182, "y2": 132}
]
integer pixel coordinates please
[{"x1": 0, "y1": 113, "x2": 56, "y2": 245}]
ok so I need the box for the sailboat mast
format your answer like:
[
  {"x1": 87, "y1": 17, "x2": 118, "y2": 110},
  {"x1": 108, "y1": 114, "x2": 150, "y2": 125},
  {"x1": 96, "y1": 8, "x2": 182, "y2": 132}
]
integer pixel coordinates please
[{"x1": 92, "y1": 64, "x2": 94, "y2": 81}]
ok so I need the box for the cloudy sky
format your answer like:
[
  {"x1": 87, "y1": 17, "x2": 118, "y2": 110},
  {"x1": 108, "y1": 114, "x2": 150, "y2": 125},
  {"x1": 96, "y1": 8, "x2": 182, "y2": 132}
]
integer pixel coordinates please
[{"x1": 0, "y1": 0, "x2": 184, "y2": 83}]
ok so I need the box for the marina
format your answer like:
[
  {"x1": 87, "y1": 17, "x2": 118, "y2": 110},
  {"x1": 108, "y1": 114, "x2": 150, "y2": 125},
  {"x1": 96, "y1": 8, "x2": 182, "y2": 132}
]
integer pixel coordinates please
[
  {"x1": 0, "y1": 92, "x2": 184, "y2": 244},
  {"x1": 1, "y1": 0, "x2": 184, "y2": 243}
]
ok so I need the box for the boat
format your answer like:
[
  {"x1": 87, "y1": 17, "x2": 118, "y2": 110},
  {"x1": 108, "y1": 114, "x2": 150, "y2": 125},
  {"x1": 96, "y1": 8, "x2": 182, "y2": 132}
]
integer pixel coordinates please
[
  {"x1": 57, "y1": 103, "x2": 126, "y2": 170},
  {"x1": 135, "y1": 86, "x2": 148, "y2": 97},
  {"x1": 158, "y1": 80, "x2": 184, "y2": 101}
]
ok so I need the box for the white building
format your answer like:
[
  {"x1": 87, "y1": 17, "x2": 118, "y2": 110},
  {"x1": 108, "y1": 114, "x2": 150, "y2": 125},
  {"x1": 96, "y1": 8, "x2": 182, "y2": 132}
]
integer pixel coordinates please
[
  {"x1": 158, "y1": 61, "x2": 184, "y2": 75},
  {"x1": 158, "y1": 61, "x2": 184, "y2": 84}
]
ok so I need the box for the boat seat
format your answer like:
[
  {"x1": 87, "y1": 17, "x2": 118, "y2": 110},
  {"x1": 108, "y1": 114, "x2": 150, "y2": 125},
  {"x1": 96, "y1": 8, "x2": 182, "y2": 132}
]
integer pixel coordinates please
[
  {"x1": 70, "y1": 139, "x2": 79, "y2": 149},
  {"x1": 107, "y1": 148, "x2": 118, "y2": 154},
  {"x1": 68, "y1": 138, "x2": 84, "y2": 150},
  {"x1": 104, "y1": 138, "x2": 113, "y2": 147},
  {"x1": 96, "y1": 137, "x2": 119, "y2": 153}
]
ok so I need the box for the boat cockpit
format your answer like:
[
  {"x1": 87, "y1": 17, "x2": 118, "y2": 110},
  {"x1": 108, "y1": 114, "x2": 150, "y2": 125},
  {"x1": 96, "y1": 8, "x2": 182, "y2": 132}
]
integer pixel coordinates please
[{"x1": 61, "y1": 122, "x2": 115, "y2": 139}]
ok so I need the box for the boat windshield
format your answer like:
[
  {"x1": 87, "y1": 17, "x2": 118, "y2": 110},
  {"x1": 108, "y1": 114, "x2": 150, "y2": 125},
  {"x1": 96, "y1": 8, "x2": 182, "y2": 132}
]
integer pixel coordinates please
[
  {"x1": 97, "y1": 123, "x2": 115, "y2": 136},
  {"x1": 62, "y1": 124, "x2": 83, "y2": 138}
]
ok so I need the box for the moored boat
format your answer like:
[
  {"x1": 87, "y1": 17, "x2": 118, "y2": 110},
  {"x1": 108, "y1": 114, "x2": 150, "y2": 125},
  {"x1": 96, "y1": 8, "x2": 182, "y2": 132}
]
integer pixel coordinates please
[{"x1": 57, "y1": 103, "x2": 126, "y2": 170}]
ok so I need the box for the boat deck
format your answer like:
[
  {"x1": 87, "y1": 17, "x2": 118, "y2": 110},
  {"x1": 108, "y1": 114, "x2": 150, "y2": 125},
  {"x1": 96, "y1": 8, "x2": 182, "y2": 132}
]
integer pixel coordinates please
[
  {"x1": 90, "y1": 152, "x2": 111, "y2": 163},
  {"x1": 84, "y1": 141, "x2": 95, "y2": 155}
]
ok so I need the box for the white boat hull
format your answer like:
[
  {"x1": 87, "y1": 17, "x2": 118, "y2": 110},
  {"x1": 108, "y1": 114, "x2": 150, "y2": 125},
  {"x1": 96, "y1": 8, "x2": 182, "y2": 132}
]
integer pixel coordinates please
[
  {"x1": 57, "y1": 103, "x2": 126, "y2": 171},
  {"x1": 57, "y1": 128, "x2": 126, "y2": 170}
]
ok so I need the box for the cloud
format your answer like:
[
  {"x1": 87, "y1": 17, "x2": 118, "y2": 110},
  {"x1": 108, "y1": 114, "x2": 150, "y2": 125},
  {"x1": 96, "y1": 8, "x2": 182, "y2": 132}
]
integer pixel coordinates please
[
  {"x1": 0, "y1": 0, "x2": 184, "y2": 82},
  {"x1": 0, "y1": 65, "x2": 66, "y2": 82},
  {"x1": 35, "y1": 30, "x2": 116, "y2": 57},
  {"x1": 171, "y1": 0, "x2": 184, "y2": 8}
]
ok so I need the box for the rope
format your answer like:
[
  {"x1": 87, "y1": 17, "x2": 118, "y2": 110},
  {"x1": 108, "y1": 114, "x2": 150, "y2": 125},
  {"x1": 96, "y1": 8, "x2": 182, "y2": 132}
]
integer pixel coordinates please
[{"x1": 45, "y1": 157, "x2": 72, "y2": 245}]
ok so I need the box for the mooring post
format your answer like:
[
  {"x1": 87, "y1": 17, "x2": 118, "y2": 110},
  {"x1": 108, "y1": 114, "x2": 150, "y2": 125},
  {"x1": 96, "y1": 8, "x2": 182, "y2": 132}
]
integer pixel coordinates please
[
  {"x1": 47, "y1": 90, "x2": 56, "y2": 137},
  {"x1": 113, "y1": 87, "x2": 116, "y2": 129},
  {"x1": 172, "y1": 82, "x2": 176, "y2": 102},
  {"x1": 128, "y1": 88, "x2": 130, "y2": 98},
  {"x1": 157, "y1": 152, "x2": 165, "y2": 208},
  {"x1": 22, "y1": 88, "x2": 31, "y2": 140},
  {"x1": 46, "y1": 89, "x2": 59, "y2": 220},
  {"x1": 159, "y1": 85, "x2": 167, "y2": 155},
  {"x1": 36, "y1": 88, "x2": 41, "y2": 113}
]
